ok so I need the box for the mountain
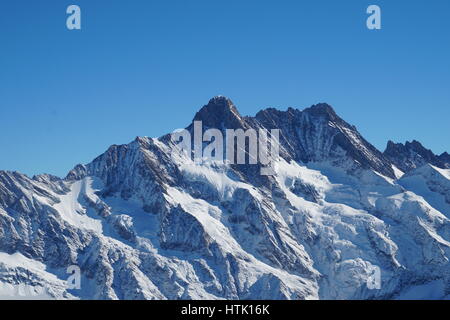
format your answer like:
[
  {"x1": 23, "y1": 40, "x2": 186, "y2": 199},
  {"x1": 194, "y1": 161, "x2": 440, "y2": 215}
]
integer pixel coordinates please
[
  {"x1": 192, "y1": 96, "x2": 248, "y2": 130},
  {"x1": 384, "y1": 140, "x2": 450, "y2": 173},
  {"x1": 254, "y1": 103, "x2": 396, "y2": 178},
  {"x1": 1, "y1": 97, "x2": 450, "y2": 300}
]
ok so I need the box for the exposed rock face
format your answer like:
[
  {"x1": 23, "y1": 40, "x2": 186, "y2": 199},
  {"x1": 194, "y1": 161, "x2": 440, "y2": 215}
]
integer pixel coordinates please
[
  {"x1": 192, "y1": 96, "x2": 248, "y2": 130},
  {"x1": 384, "y1": 140, "x2": 450, "y2": 173},
  {"x1": 0, "y1": 97, "x2": 450, "y2": 300},
  {"x1": 193, "y1": 97, "x2": 396, "y2": 178},
  {"x1": 255, "y1": 103, "x2": 396, "y2": 179}
]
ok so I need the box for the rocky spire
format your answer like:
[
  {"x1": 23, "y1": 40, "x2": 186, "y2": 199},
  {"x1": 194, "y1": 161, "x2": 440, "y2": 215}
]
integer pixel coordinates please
[
  {"x1": 384, "y1": 140, "x2": 450, "y2": 172},
  {"x1": 192, "y1": 96, "x2": 247, "y2": 130}
]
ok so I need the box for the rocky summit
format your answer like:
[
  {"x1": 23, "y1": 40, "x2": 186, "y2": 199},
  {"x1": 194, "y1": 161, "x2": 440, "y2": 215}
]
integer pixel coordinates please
[{"x1": 1, "y1": 97, "x2": 450, "y2": 300}]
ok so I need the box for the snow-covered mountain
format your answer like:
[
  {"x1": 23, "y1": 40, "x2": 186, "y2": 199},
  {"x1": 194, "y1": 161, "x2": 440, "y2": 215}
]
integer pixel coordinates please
[{"x1": 1, "y1": 96, "x2": 450, "y2": 300}]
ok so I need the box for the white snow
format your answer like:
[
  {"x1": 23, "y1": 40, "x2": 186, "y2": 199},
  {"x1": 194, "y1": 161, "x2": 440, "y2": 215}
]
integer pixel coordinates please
[
  {"x1": 392, "y1": 165, "x2": 404, "y2": 179},
  {"x1": 431, "y1": 165, "x2": 450, "y2": 180},
  {"x1": 164, "y1": 186, "x2": 318, "y2": 299},
  {"x1": 0, "y1": 252, "x2": 48, "y2": 273},
  {"x1": 53, "y1": 177, "x2": 103, "y2": 233},
  {"x1": 0, "y1": 252, "x2": 66, "y2": 300}
]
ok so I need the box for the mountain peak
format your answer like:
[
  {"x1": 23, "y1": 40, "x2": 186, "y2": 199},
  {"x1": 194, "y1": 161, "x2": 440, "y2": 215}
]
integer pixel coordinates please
[
  {"x1": 65, "y1": 164, "x2": 88, "y2": 181},
  {"x1": 305, "y1": 103, "x2": 338, "y2": 120},
  {"x1": 202, "y1": 96, "x2": 239, "y2": 116},
  {"x1": 192, "y1": 96, "x2": 246, "y2": 129},
  {"x1": 253, "y1": 102, "x2": 395, "y2": 178},
  {"x1": 440, "y1": 151, "x2": 450, "y2": 159},
  {"x1": 406, "y1": 140, "x2": 427, "y2": 149},
  {"x1": 208, "y1": 95, "x2": 233, "y2": 106},
  {"x1": 384, "y1": 140, "x2": 450, "y2": 172}
]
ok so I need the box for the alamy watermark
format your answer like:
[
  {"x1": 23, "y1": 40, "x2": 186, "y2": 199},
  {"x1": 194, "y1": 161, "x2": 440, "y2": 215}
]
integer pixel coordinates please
[
  {"x1": 65, "y1": 4, "x2": 382, "y2": 31},
  {"x1": 66, "y1": 5, "x2": 81, "y2": 30},
  {"x1": 171, "y1": 121, "x2": 280, "y2": 176},
  {"x1": 367, "y1": 5, "x2": 382, "y2": 30}
]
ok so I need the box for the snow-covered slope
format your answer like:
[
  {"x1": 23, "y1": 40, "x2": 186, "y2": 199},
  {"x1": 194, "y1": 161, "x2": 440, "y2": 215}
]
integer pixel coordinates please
[{"x1": 0, "y1": 97, "x2": 449, "y2": 300}]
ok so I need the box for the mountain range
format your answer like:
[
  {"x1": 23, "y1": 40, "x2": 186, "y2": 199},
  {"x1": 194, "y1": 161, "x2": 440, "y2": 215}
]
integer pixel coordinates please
[{"x1": 1, "y1": 96, "x2": 449, "y2": 299}]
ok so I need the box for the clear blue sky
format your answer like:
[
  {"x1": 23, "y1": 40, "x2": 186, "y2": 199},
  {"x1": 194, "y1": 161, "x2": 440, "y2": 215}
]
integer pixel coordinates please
[{"x1": 1, "y1": 0, "x2": 449, "y2": 177}]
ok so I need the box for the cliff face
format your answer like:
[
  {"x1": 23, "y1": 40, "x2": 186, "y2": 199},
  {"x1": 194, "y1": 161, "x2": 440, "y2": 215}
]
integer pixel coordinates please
[
  {"x1": 255, "y1": 103, "x2": 395, "y2": 178},
  {"x1": 384, "y1": 140, "x2": 450, "y2": 173}
]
